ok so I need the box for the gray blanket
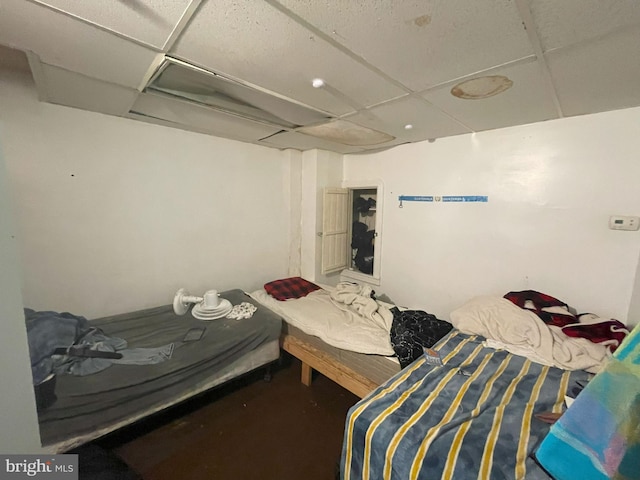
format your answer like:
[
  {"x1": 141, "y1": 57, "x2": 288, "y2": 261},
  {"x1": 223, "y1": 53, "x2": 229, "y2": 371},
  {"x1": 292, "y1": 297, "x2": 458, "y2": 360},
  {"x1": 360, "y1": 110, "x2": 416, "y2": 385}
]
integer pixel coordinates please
[{"x1": 37, "y1": 289, "x2": 282, "y2": 449}]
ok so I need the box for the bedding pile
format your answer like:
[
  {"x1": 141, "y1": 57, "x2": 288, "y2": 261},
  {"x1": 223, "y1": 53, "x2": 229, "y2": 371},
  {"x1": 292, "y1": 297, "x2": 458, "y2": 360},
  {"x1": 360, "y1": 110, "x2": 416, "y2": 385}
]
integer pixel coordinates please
[
  {"x1": 450, "y1": 290, "x2": 629, "y2": 373},
  {"x1": 329, "y1": 281, "x2": 393, "y2": 331},
  {"x1": 504, "y1": 290, "x2": 628, "y2": 352},
  {"x1": 250, "y1": 282, "x2": 395, "y2": 356},
  {"x1": 254, "y1": 278, "x2": 453, "y2": 362}
]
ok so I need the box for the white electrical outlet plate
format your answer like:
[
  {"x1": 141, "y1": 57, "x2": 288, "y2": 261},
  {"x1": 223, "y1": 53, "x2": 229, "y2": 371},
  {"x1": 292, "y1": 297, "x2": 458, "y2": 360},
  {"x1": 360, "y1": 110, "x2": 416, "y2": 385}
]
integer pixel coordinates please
[{"x1": 609, "y1": 215, "x2": 640, "y2": 231}]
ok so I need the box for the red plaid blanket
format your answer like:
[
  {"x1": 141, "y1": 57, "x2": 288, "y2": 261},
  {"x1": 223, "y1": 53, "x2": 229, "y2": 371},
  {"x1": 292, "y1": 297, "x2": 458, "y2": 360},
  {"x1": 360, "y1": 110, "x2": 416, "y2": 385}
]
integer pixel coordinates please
[{"x1": 264, "y1": 277, "x2": 321, "y2": 301}]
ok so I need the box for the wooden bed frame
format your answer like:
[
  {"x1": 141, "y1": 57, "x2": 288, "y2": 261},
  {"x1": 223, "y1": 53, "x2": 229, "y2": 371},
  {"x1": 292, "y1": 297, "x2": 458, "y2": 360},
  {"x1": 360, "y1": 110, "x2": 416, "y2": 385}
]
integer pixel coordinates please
[
  {"x1": 281, "y1": 333, "x2": 382, "y2": 398},
  {"x1": 248, "y1": 288, "x2": 400, "y2": 399}
]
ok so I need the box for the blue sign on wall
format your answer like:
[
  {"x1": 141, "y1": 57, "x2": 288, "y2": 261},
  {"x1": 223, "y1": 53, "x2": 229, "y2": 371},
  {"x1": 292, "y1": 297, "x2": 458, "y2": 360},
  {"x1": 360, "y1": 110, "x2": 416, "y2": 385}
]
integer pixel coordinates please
[{"x1": 399, "y1": 195, "x2": 488, "y2": 207}]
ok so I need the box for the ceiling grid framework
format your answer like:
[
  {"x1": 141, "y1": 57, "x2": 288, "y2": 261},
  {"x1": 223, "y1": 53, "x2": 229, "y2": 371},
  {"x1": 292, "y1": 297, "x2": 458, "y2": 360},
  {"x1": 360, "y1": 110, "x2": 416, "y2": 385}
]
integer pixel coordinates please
[{"x1": 0, "y1": 0, "x2": 639, "y2": 153}]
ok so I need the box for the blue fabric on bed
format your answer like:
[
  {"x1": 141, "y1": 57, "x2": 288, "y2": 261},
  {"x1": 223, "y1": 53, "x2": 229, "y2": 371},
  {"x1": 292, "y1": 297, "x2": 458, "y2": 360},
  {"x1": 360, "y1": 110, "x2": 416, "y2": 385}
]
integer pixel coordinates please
[
  {"x1": 25, "y1": 308, "x2": 174, "y2": 384},
  {"x1": 25, "y1": 308, "x2": 93, "y2": 384},
  {"x1": 341, "y1": 330, "x2": 590, "y2": 480}
]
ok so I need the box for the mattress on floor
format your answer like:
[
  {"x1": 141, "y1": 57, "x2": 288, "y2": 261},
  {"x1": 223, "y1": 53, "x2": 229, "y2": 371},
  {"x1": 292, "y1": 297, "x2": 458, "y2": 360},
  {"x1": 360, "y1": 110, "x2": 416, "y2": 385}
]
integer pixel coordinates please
[{"x1": 38, "y1": 289, "x2": 282, "y2": 452}]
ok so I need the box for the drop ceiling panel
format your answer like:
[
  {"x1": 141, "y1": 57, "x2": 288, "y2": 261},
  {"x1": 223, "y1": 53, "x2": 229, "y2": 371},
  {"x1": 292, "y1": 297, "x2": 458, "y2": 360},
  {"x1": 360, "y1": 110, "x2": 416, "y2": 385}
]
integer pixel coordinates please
[
  {"x1": 39, "y1": 63, "x2": 138, "y2": 116},
  {"x1": 343, "y1": 96, "x2": 471, "y2": 143},
  {"x1": 529, "y1": 0, "x2": 640, "y2": 52},
  {"x1": 297, "y1": 119, "x2": 394, "y2": 146},
  {"x1": 0, "y1": 44, "x2": 30, "y2": 73},
  {"x1": 2, "y1": 0, "x2": 640, "y2": 154},
  {"x1": 0, "y1": 0, "x2": 158, "y2": 88},
  {"x1": 275, "y1": 0, "x2": 534, "y2": 92},
  {"x1": 422, "y1": 60, "x2": 559, "y2": 132},
  {"x1": 259, "y1": 131, "x2": 365, "y2": 154},
  {"x1": 130, "y1": 92, "x2": 282, "y2": 141},
  {"x1": 546, "y1": 26, "x2": 640, "y2": 117},
  {"x1": 172, "y1": 0, "x2": 405, "y2": 116},
  {"x1": 32, "y1": 0, "x2": 192, "y2": 48}
]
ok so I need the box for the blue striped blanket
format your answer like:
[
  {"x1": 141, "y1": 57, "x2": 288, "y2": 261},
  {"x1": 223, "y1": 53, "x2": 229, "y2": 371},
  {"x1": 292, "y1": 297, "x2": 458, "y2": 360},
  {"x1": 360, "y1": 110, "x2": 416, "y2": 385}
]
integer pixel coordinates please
[
  {"x1": 535, "y1": 324, "x2": 640, "y2": 480},
  {"x1": 341, "y1": 330, "x2": 590, "y2": 480}
]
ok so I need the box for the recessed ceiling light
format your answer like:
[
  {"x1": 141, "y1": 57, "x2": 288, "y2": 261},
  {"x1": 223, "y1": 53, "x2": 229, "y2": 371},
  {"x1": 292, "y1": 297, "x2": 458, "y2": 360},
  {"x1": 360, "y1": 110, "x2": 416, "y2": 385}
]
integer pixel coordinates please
[
  {"x1": 451, "y1": 75, "x2": 513, "y2": 100},
  {"x1": 312, "y1": 78, "x2": 325, "y2": 88},
  {"x1": 404, "y1": 124, "x2": 413, "y2": 130}
]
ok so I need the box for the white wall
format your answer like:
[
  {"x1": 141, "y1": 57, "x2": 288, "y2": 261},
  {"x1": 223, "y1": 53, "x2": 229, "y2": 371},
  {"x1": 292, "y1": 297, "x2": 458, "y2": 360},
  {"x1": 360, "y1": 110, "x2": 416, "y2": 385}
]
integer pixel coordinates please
[
  {"x1": 344, "y1": 108, "x2": 640, "y2": 325},
  {"x1": 626, "y1": 255, "x2": 640, "y2": 327},
  {"x1": 0, "y1": 70, "x2": 294, "y2": 319},
  {"x1": 283, "y1": 148, "x2": 303, "y2": 277},
  {"x1": 0, "y1": 137, "x2": 43, "y2": 453},
  {"x1": 300, "y1": 148, "x2": 343, "y2": 286}
]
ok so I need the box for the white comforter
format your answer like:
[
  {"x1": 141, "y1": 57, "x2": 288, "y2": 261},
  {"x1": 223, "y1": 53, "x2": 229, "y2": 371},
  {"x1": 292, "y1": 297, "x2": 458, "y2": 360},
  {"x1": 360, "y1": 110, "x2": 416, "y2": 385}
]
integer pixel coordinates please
[
  {"x1": 249, "y1": 286, "x2": 395, "y2": 356},
  {"x1": 450, "y1": 296, "x2": 609, "y2": 373}
]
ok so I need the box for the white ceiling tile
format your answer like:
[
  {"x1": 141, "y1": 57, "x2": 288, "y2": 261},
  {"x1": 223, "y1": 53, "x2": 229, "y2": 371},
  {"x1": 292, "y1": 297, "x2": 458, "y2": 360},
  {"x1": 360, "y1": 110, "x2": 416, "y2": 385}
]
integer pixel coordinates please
[
  {"x1": 0, "y1": 0, "x2": 158, "y2": 88},
  {"x1": 130, "y1": 92, "x2": 282, "y2": 141},
  {"x1": 422, "y1": 60, "x2": 559, "y2": 132},
  {"x1": 275, "y1": 0, "x2": 534, "y2": 91},
  {"x1": 39, "y1": 63, "x2": 138, "y2": 116},
  {"x1": 546, "y1": 26, "x2": 640, "y2": 117},
  {"x1": 297, "y1": 119, "x2": 394, "y2": 146},
  {"x1": 172, "y1": 0, "x2": 405, "y2": 116},
  {"x1": 343, "y1": 97, "x2": 471, "y2": 143},
  {"x1": 259, "y1": 131, "x2": 365, "y2": 154},
  {"x1": 33, "y1": 0, "x2": 192, "y2": 49},
  {"x1": 529, "y1": 0, "x2": 640, "y2": 52},
  {"x1": 2, "y1": 0, "x2": 640, "y2": 153}
]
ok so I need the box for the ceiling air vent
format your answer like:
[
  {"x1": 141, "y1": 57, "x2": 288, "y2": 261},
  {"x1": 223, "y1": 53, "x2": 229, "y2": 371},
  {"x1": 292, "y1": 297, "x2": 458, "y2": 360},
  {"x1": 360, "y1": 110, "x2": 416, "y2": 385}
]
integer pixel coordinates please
[{"x1": 143, "y1": 57, "x2": 332, "y2": 129}]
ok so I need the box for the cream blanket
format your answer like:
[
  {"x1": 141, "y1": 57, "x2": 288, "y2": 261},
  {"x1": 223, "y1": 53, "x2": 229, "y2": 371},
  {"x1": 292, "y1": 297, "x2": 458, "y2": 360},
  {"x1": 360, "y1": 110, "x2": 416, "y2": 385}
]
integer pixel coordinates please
[
  {"x1": 450, "y1": 296, "x2": 609, "y2": 373},
  {"x1": 249, "y1": 286, "x2": 395, "y2": 356},
  {"x1": 329, "y1": 282, "x2": 394, "y2": 332}
]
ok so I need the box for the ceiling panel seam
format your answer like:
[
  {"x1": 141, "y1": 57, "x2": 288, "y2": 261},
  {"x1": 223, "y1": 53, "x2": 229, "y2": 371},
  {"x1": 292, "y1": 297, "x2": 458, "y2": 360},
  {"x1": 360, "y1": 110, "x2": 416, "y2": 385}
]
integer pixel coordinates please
[
  {"x1": 316, "y1": 82, "x2": 364, "y2": 112},
  {"x1": 543, "y1": 22, "x2": 640, "y2": 56},
  {"x1": 514, "y1": 0, "x2": 564, "y2": 118},
  {"x1": 27, "y1": 0, "x2": 164, "y2": 53},
  {"x1": 342, "y1": 93, "x2": 411, "y2": 114},
  {"x1": 135, "y1": 54, "x2": 166, "y2": 92},
  {"x1": 161, "y1": 0, "x2": 204, "y2": 53},
  {"x1": 411, "y1": 95, "x2": 476, "y2": 133},
  {"x1": 337, "y1": 92, "x2": 474, "y2": 135},
  {"x1": 263, "y1": 0, "x2": 415, "y2": 96},
  {"x1": 416, "y1": 56, "x2": 537, "y2": 94}
]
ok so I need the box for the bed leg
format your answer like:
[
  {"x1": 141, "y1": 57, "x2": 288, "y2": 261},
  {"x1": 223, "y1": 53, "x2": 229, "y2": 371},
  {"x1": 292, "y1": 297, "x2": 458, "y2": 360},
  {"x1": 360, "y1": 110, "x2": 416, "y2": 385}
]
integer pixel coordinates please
[
  {"x1": 301, "y1": 362, "x2": 313, "y2": 386},
  {"x1": 263, "y1": 364, "x2": 272, "y2": 382}
]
